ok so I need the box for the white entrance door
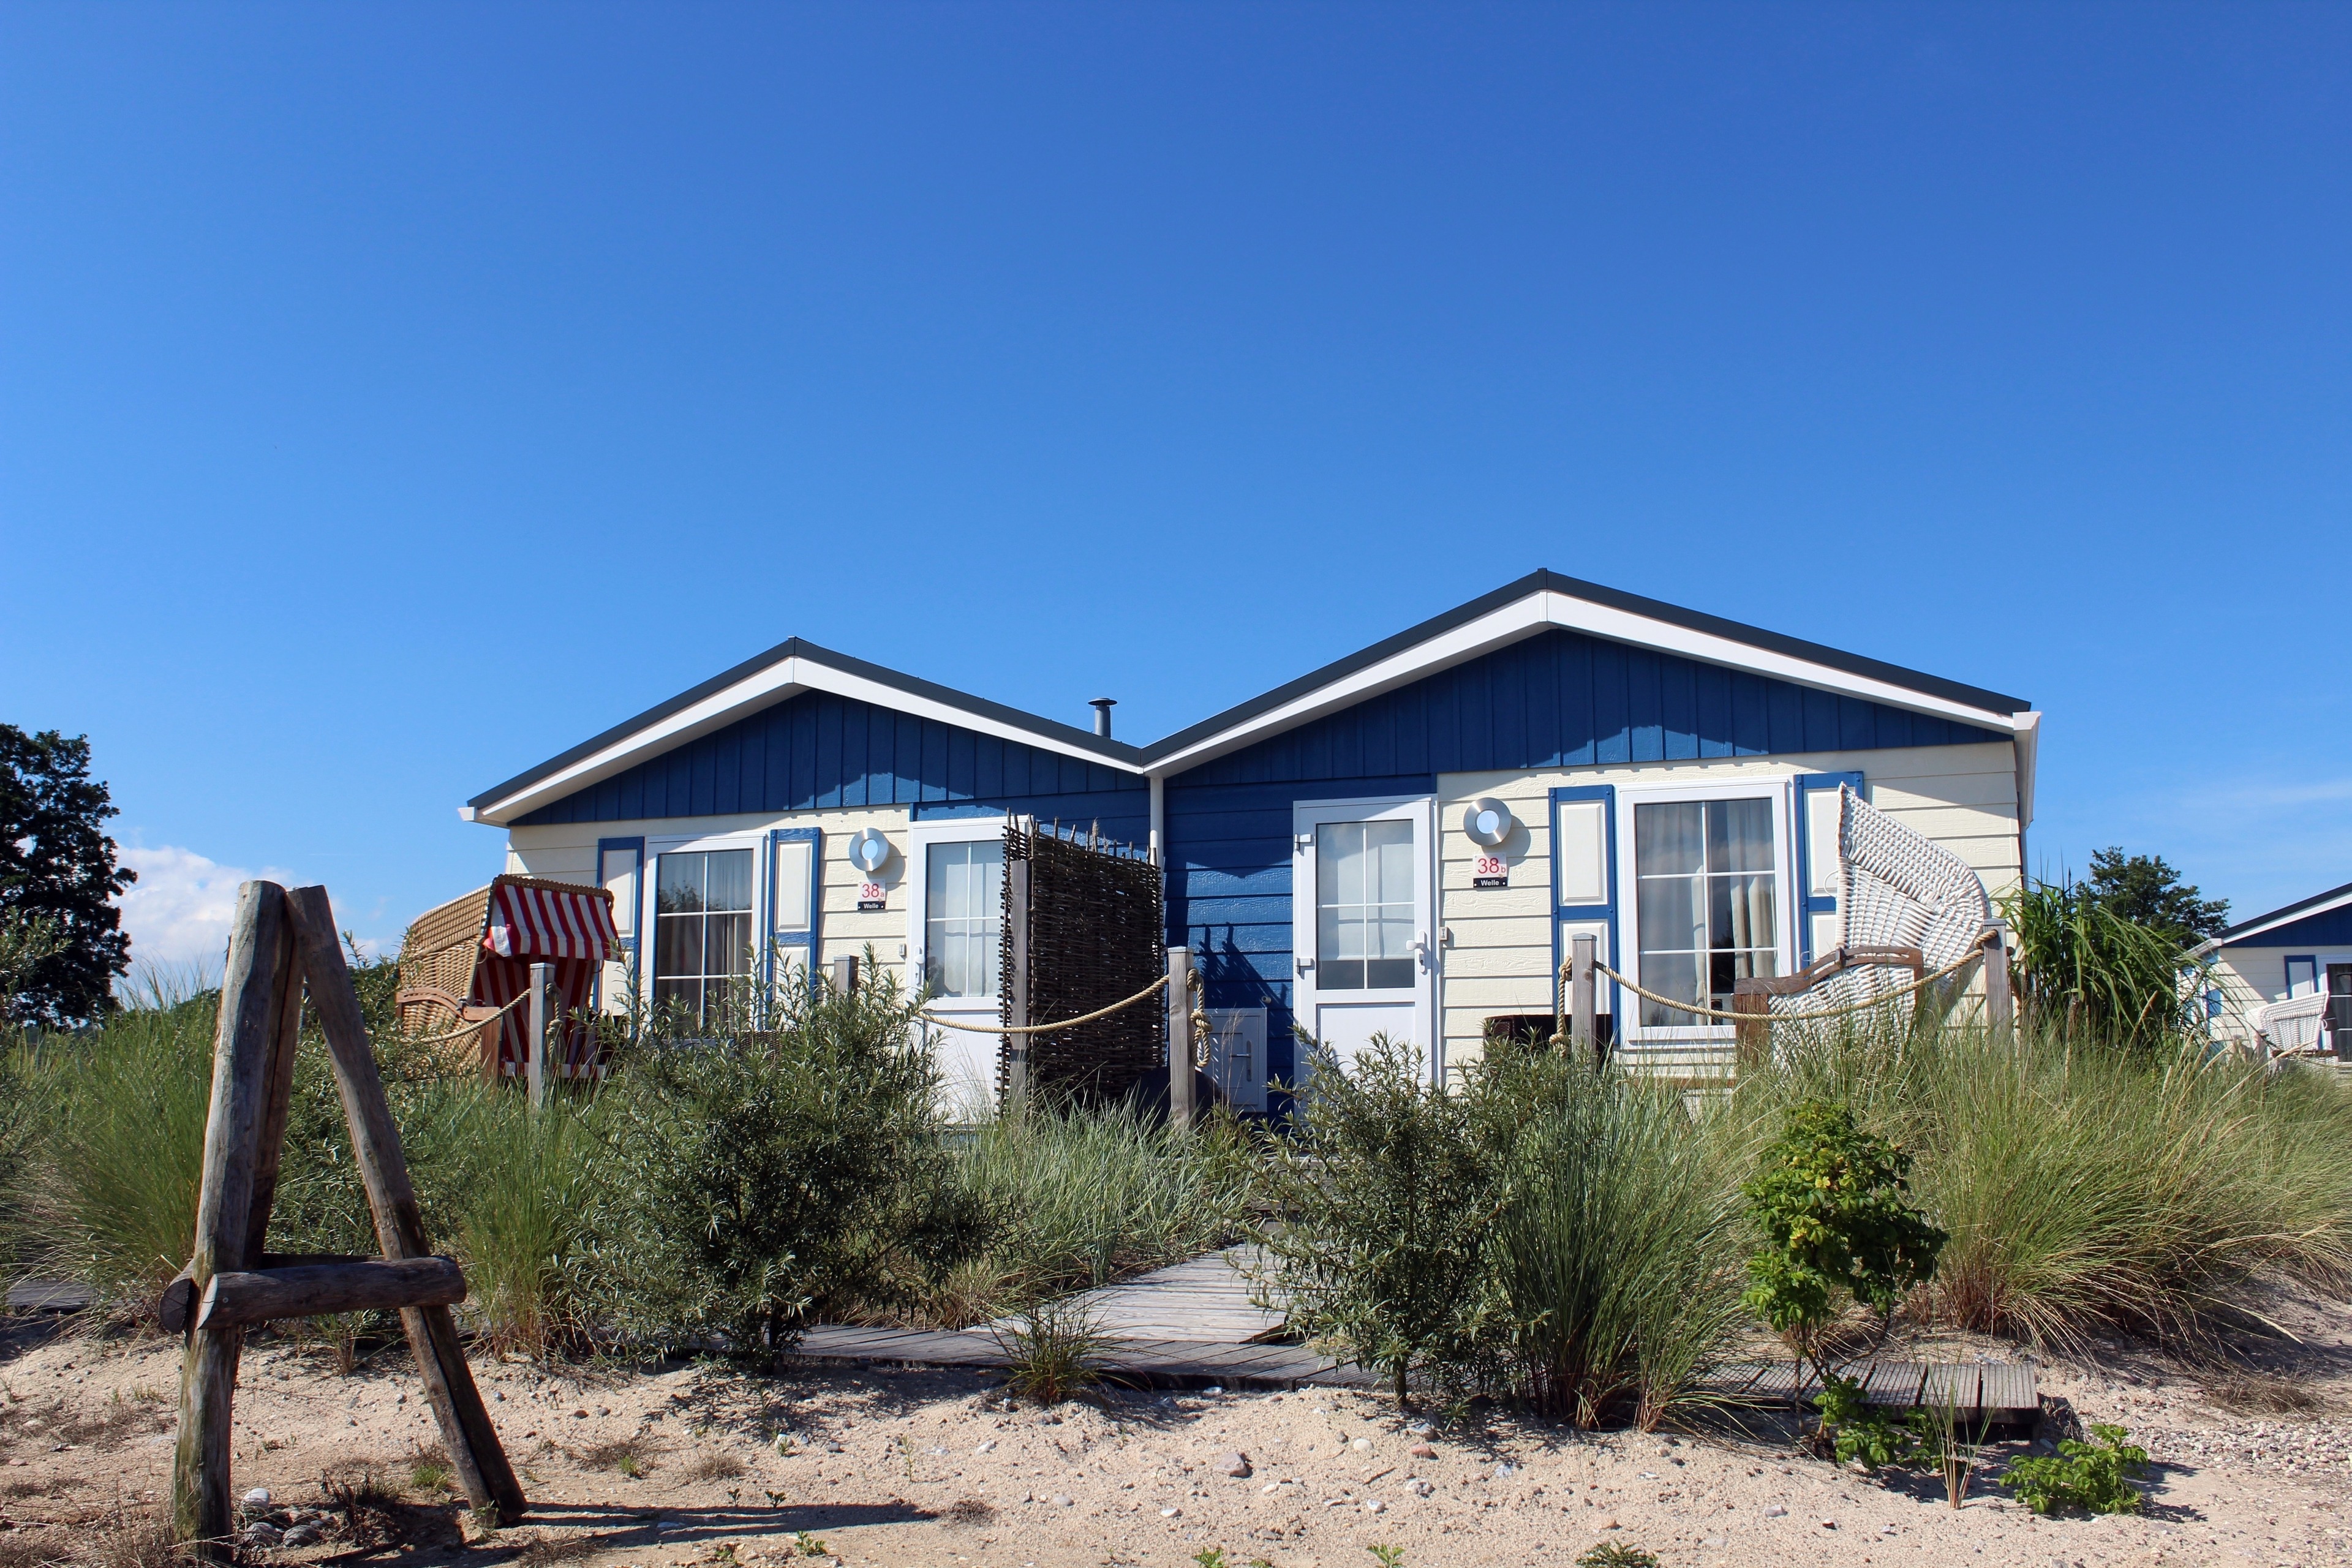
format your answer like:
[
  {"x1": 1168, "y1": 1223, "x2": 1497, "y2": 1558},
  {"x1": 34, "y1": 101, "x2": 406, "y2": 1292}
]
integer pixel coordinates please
[
  {"x1": 907, "y1": 821, "x2": 1008, "y2": 1119},
  {"x1": 1292, "y1": 796, "x2": 1438, "y2": 1080}
]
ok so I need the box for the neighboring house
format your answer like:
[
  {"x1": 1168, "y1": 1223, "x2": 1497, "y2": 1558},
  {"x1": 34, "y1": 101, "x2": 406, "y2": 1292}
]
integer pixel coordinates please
[
  {"x1": 2194, "y1": 882, "x2": 2352, "y2": 1057},
  {"x1": 462, "y1": 570, "x2": 2038, "y2": 1104}
]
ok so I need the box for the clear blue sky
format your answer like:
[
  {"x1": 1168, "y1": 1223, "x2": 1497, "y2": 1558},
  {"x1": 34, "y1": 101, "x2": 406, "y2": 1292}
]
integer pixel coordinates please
[{"x1": 2, "y1": 2, "x2": 2345, "y2": 967}]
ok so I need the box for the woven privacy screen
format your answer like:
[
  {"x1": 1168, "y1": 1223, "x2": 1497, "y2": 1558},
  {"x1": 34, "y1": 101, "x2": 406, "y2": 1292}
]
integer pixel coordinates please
[{"x1": 998, "y1": 820, "x2": 1166, "y2": 1109}]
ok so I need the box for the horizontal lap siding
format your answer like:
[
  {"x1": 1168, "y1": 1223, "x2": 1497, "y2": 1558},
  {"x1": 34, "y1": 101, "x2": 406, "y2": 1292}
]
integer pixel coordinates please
[
  {"x1": 1433, "y1": 742, "x2": 2022, "y2": 1072},
  {"x1": 514, "y1": 690, "x2": 1139, "y2": 826},
  {"x1": 1166, "y1": 775, "x2": 1437, "y2": 1099}
]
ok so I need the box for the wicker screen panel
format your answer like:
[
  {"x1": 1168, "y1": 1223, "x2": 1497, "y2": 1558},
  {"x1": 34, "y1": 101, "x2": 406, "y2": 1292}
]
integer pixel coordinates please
[{"x1": 997, "y1": 819, "x2": 1166, "y2": 1110}]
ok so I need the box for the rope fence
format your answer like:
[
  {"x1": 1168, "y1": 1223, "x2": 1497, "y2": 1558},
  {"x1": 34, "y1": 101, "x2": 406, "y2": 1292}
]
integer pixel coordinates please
[
  {"x1": 919, "y1": 973, "x2": 1170, "y2": 1036},
  {"x1": 1552, "y1": 928, "x2": 1996, "y2": 1042}
]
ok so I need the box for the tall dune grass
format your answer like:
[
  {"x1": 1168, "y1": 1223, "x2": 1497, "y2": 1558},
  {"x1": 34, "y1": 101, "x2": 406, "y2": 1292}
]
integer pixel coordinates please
[{"x1": 1743, "y1": 1022, "x2": 2352, "y2": 1350}]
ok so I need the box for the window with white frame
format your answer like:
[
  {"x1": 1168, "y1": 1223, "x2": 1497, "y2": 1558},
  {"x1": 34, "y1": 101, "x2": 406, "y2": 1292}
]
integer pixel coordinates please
[
  {"x1": 924, "y1": 839, "x2": 1003, "y2": 999},
  {"x1": 653, "y1": 847, "x2": 754, "y2": 1025},
  {"x1": 1632, "y1": 797, "x2": 1778, "y2": 1027}
]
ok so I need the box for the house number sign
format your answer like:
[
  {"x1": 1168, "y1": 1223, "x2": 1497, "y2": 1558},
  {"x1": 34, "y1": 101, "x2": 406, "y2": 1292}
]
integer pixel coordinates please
[{"x1": 1473, "y1": 856, "x2": 1509, "y2": 889}]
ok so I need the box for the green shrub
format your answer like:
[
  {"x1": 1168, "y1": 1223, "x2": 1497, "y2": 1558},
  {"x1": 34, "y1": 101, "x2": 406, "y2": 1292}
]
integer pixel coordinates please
[
  {"x1": 2002, "y1": 1423, "x2": 2149, "y2": 1514},
  {"x1": 1257, "y1": 1034, "x2": 1504, "y2": 1401},
  {"x1": 1741, "y1": 1098, "x2": 1944, "y2": 1391},
  {"x1": 995, "y1": 1295, "x2": 1109, "y2": 1404},
  {"x1": 589, "y1": 963, "x2": 986, "y2": 1357}
]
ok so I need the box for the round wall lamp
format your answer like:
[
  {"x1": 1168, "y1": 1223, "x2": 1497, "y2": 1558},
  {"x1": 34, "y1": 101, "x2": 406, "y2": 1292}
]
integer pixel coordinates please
[
  {"x1": 1462, "y1": 797, "x2": 1517, "y2": 849},
  {"x1": 845, "y1": 827, "x2": 894, "y2": 875}
]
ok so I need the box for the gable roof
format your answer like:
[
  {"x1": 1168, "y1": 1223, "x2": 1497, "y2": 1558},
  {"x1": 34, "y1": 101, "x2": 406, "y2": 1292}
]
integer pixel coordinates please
[
  {"x1": 2209, "y1": 879, "x2": 2352, "y2": 948},
  {"x1": 1133, "y1": 569, "x2": 2033, "y2": 774},
  {"x1": 466, "y1": 570, "x2": 2034, "y2": 826},
  {"x1": 464, "y1": 637, "x2": 1143, "y2": 827}
]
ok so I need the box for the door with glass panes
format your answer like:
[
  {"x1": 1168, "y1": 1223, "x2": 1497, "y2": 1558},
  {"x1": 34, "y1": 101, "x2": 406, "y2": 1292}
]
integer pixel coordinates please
[
  {"x1": 907, "y1": 822, "x2": 1008, "y2": 1117},
  {"x1": 1292, "y1": 796, "x2": 1438, "y2": 1079}
]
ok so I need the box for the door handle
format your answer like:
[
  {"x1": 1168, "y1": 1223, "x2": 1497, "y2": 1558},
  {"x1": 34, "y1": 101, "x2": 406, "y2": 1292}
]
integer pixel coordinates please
[
  {"x1": 1413, "y1": 933, "x2": 1433, "y2": 973},
  {"x1": 1295, "y1": 957, "x2": 1314, "y2": 976}
]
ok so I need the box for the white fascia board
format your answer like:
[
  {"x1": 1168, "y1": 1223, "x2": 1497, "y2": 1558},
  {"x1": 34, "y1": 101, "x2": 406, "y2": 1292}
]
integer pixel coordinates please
[
  {"x1": 2222, "y1": 889, "x2": 2352, "y2": 947},
  {"x1": 2012, "y1": 711, "x2": 2041, "y2": 831},
  {"x1": 472, "y1": 655, "x2": 1134, "y2": 826},
  {"x1": 1145, "y1": 589, "x2": 2027, "y2": 777}
]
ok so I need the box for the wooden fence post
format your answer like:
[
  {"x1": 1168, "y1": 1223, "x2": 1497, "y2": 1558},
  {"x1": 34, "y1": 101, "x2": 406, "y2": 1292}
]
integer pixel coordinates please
[
  {"x1": 1570, "y1": 934, "x2": 1597, "y2": 1061},
  {"x1": 830, "y1": 954, "x2": 858, "y2": 995},
  {"x1": 1166, "y1": 946, "x2": 1194, "y2": 1133},
  {"x1": 1983, "y1": 921, "x2": 2014, "y2": 1032},
  {"x1": 1004, "y1": 821, "x2": 1032, "y2": 1119},
  {"x1": 284, "y1": 888, "x2": 526, "y2": 1521},
  {"x1": 526, "y1": 961, "x2": 551, "y2": 1112},
  {"x1": 173, "y1": 881, "x2": 300, "y2": 1558}
]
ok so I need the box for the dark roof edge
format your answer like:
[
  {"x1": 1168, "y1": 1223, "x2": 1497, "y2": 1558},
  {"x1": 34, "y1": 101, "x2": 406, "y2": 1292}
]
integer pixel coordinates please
[
  {"x1": 469, "y1": 637, "x2": 1144, "y2": 811},
  {"x1": 1138, "y1": 569, "x2": 2032, "y2": 765},
  {"x1": 2217, "y1": 878, "x2": 2352, "y2": 942}
]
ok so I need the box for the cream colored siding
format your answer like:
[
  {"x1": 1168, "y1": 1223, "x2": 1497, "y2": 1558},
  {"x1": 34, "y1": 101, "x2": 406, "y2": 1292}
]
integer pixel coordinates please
[
  {"x1": 505, "y1": 806, "x2": 916, "y2": 990},
  {"x1": 1434, "y1": 740, "x2": 2021, "y2": 1077},
  {"x1": 2205, "y1": 949, "x2": 2275, "y2": 1048}
]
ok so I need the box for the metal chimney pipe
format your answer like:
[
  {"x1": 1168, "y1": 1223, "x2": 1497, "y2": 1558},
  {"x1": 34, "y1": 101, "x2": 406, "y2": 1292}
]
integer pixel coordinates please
[{"x1": 1090, "y1": 698, "x2": 1115, "y2": 737}]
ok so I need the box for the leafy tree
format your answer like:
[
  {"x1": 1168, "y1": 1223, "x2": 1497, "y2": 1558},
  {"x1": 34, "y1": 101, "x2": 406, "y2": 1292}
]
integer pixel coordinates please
[
  {"x1": 1742, "y1": 1100, "x2": 1945, "y2": 1431},
  {"x1": 2083, "y1": 847, "x2": 2228, "y2": 946},
  {"x1": 0, "y1": 727, "x2": 134, "y2": 1027}
]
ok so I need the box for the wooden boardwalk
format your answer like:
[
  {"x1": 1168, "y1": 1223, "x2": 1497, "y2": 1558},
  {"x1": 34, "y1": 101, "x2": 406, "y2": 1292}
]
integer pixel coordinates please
[{"x1": 780, "y1": 1247, "x2": 2040, "y2": 1422}]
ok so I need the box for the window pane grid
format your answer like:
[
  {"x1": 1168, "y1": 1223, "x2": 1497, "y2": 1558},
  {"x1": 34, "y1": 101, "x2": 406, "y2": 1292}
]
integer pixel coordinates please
[
  {"x1": 652, "y1": 848, "x2": 755, "y2": 1027},
  {"x1": 1635, "y1": 799, "x2": 1777, "y2": 1028},
  {"x1": 925, "y1": 840, "x2": 1003, "y2": 1000},
  {"x1": 1316, "y1": 819, "x2": 1415, "y2": 991}
]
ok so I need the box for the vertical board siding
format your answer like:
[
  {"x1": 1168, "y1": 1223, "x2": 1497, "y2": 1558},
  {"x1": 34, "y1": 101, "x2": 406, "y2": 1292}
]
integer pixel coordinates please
[
  {"x1": 1180, "y1": 629, "x2": 2004, "y2": 789},
  {"x1": 1166, "y1": 774, "x2": 1439, "y2": 1103},
  {"x1": 516, "y1": 690, "x2": 1142, "y2": 827}
]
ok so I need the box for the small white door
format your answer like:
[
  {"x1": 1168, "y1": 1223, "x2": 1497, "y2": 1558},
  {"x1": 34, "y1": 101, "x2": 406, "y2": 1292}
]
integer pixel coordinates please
[
  {"x1": 907, "y1": 821, "x2": 1008, "y2": 1119},
  {"x1": 1293, "y1": 796, "x2": 1438, "y2": 1080}
]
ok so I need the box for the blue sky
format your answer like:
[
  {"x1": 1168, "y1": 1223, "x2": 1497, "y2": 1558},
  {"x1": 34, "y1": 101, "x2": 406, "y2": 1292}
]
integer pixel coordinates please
[{"x1": 2, "y1": 2, "x2": 2345, "y2": 969}]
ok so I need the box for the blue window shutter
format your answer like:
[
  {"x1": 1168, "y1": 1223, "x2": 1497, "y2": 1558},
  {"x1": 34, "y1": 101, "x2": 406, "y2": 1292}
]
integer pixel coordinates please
[
  {"x1": 595, "y1": 836, "x2": 646, "y2": 1009},
  {"x1": 1792, "y1": 772, "x2": 1864, "y2": 967},
  {"x1": 1550, "y1": 784, "x2": 1619, "y2": 1025},
  {"x1": 768, "y1": 827, "x2": 823, "y2": 998}
]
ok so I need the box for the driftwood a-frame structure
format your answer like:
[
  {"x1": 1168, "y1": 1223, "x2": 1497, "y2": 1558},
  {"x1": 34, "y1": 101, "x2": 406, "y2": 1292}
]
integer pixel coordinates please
[{"x1": 165, "y1": 881, "x2": 522, "y2": 1556}]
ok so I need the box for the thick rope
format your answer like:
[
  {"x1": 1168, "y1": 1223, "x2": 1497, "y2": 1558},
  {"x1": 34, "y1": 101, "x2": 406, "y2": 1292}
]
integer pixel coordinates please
[
  {"x1": 391, "y1": 990, "x2": 529, "y2": 1048},
  {"x1": 919, "y1": 973, "x2": 1170, "y2": 1036},
  {"x1": 1552, "y1": 930, "x2": 1992, "y2": 1033}
]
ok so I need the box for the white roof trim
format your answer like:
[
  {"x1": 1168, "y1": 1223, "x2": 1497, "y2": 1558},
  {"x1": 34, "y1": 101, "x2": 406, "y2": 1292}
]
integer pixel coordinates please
[
  {"x1": 470, "y1": 654, "x2": 1134, "y2": 827},
  {"x1": 2219, "y1": 887, "x2": 2352, "y2": 948},
  {"x1": 1144, "y1": 588, "x2": 2027, "y2": 777}
]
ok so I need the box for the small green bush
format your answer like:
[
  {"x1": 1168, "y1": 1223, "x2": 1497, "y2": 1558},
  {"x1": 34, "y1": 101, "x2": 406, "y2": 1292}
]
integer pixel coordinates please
[
  {"x1": 1574, "y1": 1544, "x2": 1659, "y2": 1568},
  {"x1": 2002, "y1": 1423, "x2": 2149, "y2": 1514},
  {"x1": 997, "y1": 1295, "x2": 1109, "y2": 1404}
]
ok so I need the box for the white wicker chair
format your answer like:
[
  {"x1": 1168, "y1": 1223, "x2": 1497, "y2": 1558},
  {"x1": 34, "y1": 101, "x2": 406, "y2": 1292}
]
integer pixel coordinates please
[{"x1": 1765, "y1": 785, "x2": 1991, "y2": 1020}]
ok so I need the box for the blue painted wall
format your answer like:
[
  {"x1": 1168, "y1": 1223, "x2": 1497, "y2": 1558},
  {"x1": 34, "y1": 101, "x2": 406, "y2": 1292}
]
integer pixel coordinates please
[
  {"x1": 515, "y1": 689, "x2": 1146, "y2": 831},
  {"x1": 1163, "y1": 628, "x2": 2009, "y2": 1104},
  {"x1": 2233, "y1": 905, "x2": 2352, "y2": 951}
]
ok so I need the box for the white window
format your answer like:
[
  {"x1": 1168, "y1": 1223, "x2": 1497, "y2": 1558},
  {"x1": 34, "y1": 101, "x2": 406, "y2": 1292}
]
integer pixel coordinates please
[
  {"x1": 1316, "y1": 820, "x2": 1417, "y2": 990},
  {"x1": 1617, "y1": 786, "x2": 1789, "y2": 1033},
  {"x1": 653, "y1": 846, "x2": 755, "y2": 1025},
  {"x1": 923, "y1": 839, "x2": 1003, "y2": 1000}
]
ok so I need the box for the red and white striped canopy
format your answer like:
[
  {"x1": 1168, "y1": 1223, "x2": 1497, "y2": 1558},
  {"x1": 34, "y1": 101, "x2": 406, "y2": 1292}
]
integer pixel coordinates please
[{"x1": 483, "y1": 880, "x2": 617, "y2": 963}]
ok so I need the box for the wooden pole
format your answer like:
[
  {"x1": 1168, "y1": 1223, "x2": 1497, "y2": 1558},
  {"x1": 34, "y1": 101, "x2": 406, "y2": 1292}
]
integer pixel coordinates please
[
  {"x1": 197, "y1": 1257, "x2": 467, "y2": 1330},
  {"x1": 1983, "y1": 921, "x2": 2014, "y2": 1032},
  {"x1": 526, "y1": 961, "x2": 551, "y2": 1112},
  {"x1": 1166, "y1": 946, "x2": 1194, "y2": 1133},
  {"x1": 1570, "y1": 934, "x2": 1597, "y2": 1060},
  {"x1": 1005, "y1": 821, "x2": 1032, "y2": 1118},
  {"x1": 284, "y1": 887, "x2": 526, "y2": 1521},
  {"x1": 173, "y1": 880, "x2": 300, "y2": 1558},
  {"x1": 830, "y1": 954, "x2": 858, "y2": 995}
]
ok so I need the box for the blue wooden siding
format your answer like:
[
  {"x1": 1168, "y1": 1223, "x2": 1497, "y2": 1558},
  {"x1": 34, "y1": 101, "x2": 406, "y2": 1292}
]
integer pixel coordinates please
[
  {"x1": 516, "y1": 690, "x2": 1144, "y2": 827},
  {"x1": 2232, "y1": 905, "x2": 2352, "y2": 951},
  {"x1": 1177, "y1": 628, "x2": 2003, "y2": 788},
  {"x1": 1166, "y1": 773, "x2": 1438, "y2": 1103}
]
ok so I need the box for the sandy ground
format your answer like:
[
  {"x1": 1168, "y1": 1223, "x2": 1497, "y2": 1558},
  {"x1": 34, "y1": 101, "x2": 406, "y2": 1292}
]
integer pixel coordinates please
[{"x1": 6, "y1": 1305, "x2": 2352, "y2": 1568}]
